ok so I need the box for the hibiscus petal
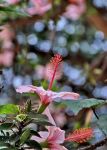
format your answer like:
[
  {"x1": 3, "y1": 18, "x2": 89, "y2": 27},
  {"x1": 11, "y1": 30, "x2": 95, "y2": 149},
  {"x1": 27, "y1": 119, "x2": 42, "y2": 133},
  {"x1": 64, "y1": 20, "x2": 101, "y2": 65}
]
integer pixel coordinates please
[
  {"x1": 51, "y1": 144, "x2": 67, "y2": 150},
  {"x1": 43, "y1": 107, "x2": 56, "y2": 126},
  {"x1": 31, "y1": 135, "x2": 44, "y2": 143},
  {"x1": 48, "y1": 126, "x2": 65, "y2": 144},
  {"x1": 31, "y1": 131, "x2": 48, "y2": 143},
  {"x1": 52, "y1": 92, "x2": 79, "y2": 100},
  {"x1": 16, "y1": 85, "x2": 36, "y2": 93},
  {"x1": 59, "y1": 92, "x2": 80, "y2": 100},
  {"x1": 16, "y1": 85, "x2": 45, "y2": 94},
  {"x1": 39, "y1": 131, "x2": 49, "y2": 139},
  {"x1": 32, "y1": 126, "x2": 66, "y2": 150}
]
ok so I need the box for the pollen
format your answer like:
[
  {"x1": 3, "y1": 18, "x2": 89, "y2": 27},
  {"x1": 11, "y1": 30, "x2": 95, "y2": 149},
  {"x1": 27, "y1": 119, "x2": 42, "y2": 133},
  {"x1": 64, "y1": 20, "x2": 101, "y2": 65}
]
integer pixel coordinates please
[
  {"x1": 50, "y1": 54, "x2": 62, "y2": 66},
  {"x1": 65, "y1": 128, "x2": 93, "y2": 143},
  {"x1": 48, "y1": 54, "x2": 62, "y2": 90}
]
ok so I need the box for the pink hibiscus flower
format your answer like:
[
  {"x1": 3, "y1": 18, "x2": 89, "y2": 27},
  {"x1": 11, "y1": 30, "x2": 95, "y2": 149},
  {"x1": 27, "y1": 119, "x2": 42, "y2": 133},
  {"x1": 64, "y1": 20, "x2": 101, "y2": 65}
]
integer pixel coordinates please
[
  {"x1": 0, "y1": 51, "x2": 14, "y2": 67},
  {"x1": 64, "y1": 1, "x2": 86, "y2": 20},
  {"x1": 16, "y1": 85, "x2": 79, "y2": 105},
  {"x1": 35, "y1": 63, "x2": 62, "y2": 81},
  {"x1": 16, "y1": 54, "x2": 79, "y2": 113},
  {"x1": 31, "y1": 126, "x2": 67, "y2": 150},
  {"x1": 27, "y1": 0, "x2": 52, "y2": 15}
]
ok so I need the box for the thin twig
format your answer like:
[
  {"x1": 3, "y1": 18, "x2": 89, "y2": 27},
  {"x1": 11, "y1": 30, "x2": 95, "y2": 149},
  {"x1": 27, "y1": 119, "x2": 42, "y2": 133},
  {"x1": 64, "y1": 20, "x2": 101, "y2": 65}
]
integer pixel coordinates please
[
  {"x1": 77, "y1": 137, "x2": 107, "y2": 150},
  {"x1": 92, "y1": 108, "x2": 106, "y2": 137},
  {"x1": 92, "y1": 108, "x2": 99, "y2": 120}
]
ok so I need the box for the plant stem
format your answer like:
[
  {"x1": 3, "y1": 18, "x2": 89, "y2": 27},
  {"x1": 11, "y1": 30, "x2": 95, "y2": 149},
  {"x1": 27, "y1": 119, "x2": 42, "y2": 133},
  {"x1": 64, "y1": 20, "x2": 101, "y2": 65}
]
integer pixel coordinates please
[{"x1": 37, "y1": 104, "x2": 47, "y2": 114}]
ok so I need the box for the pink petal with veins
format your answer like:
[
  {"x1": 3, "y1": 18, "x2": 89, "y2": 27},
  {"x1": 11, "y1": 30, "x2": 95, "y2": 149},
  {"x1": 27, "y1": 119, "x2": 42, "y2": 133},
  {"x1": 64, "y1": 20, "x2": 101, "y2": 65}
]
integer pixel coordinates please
[
  {"x1": 56, "y1": 92, "x2": 80, "y2": 100},
  {"x1": 48, "y1": 126, "x2": 65, "y2": 144},
  {"x1": 16, "y1": 85, "x2": 79, "y2": 105},
  {"x1": 31, "y1": 126, "x2": 67, "y2": 149},
  {"x1": 16, "y1": 85, "x2": 36, "y2": 93},
  {"x1": 43, "y1": 107, "x2": 56, "y2": 126}
]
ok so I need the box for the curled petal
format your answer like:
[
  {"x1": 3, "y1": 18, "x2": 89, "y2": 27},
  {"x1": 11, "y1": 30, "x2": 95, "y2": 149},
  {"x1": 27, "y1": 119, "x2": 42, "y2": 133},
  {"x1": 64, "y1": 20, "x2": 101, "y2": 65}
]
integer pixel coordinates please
[
  {"x1": 43, "y1": 107, "x2": 56, "y2": 126},
  {"x1": 16, "y1": 85, "x2": 45, "y2": 94},
  {"x1": 16, "y1": 85, "x2": 36, "y2": 93},
  {"x1": 53, "y1": 92, "x2": 80, "y2": 100}
]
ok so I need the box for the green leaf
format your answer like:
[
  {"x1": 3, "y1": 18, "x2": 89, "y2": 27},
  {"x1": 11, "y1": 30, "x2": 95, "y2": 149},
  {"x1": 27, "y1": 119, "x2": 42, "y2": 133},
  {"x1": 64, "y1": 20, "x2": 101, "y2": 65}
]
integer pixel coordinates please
[
  {"x1": 0, "y1": 148, "x2": 17, "y2": 150},
  {"x1": 20, "y1": 129, "x2": 30, "y2": 145},
  {"x1": 23, "y1": 127, "x2": 40, "y2": 137},
  {"x1": 0, "y1": 104, "x2": 19, "y2": 115},
  {"x1": 26, "y1": 140, "x2": 42, "y2": 150},
  {"x1": 28, "y1": 113, "x2": 53, "y2": 126},
  {"x1": 0, "y1": 149, "x2": 16, "y2": 150},
  {"x1": 10, "y1": 134, "x2": 19, "y2": 143},
  {"x1": 0, "y1": 135, "x2": 9, "y2": 142},
  {"x1": 0, "y1": 123, "x2": 13, "y2": 130},
  {"x1": 62, "y1": 98, "x2": 107, "y2": 115},
  {"x1": 30, "y1": 129, "x2": 40, "y2": 137},
  {"x1": 16, "y1": 114, "x2": 27, "y2": 122},
  {"x1": 0, "y1": 142, "x2": 10, "y2": 147},
  {"x1": 0, "y1": 142, "x2": 16, "y2": 149},
  {"x1": 0, "y1": 6, "x2": 30, "y2": 16},
  {"x1": 94, "y1": 114, "x2": 107, "y2": 134}
]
